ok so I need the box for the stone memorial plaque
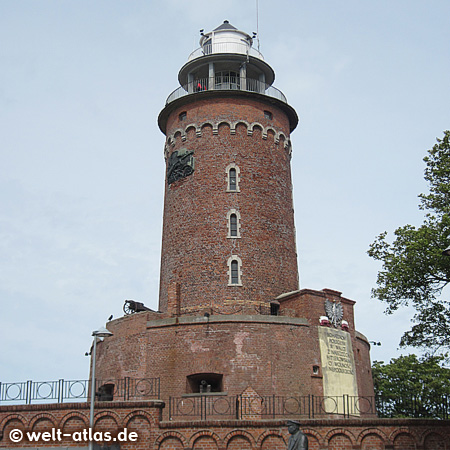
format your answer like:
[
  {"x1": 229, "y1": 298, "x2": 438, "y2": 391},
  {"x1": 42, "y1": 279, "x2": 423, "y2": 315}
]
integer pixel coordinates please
[{"x1": 318, "y1": 327, "x2": 359, "y2": 414}]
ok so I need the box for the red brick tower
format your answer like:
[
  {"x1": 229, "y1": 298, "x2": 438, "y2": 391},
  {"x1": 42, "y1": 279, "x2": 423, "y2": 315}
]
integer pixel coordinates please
[
  {"x1": 94, "y1": 22, "x2": 375, "y2": 416},
  {"x1": 157, "y1": 20, "x2": 299, "y2": 316}
]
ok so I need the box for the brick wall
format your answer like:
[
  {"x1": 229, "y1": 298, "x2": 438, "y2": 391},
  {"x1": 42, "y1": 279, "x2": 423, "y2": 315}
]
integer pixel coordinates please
[
  {"x1": 158, "y1": 96, "x2": 299, "y2": 314},
  {"x1": 1, "y1": 403, "x2": 449, "y2": 449},
  {"x1": 94, "y1": 288, "x2": 374, "y2": 404},
  {"x1": 278, "y1": 288, "x2": 375, "y2": 399}
]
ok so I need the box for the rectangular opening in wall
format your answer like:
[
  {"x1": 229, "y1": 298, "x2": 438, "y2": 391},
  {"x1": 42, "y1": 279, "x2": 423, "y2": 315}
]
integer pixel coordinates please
[
  {"x1": 186, "y1": 373, "x2": 224, "y2": 393},
  {"x1": 270, "y1": 301, "x2": 280, "y2": 316},
  {"x1": 97, "y1": 383, "x2": 114, "y2": 401}
]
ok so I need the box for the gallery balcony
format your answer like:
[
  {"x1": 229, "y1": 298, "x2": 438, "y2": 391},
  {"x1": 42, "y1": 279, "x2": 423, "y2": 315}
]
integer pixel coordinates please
[{"x1": 165, "y1": 77, "x2": 288, "y2": 106}]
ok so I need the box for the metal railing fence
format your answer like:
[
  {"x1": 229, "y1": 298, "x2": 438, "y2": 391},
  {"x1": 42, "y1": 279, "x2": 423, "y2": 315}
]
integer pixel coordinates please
[
  {"x1": 165, "y1": 77, "x2": 287, "y2": 105},
  {"x1": 2, "y1": 380, "x2": 448, "y2": 420},
  {"x1": 187, "y1": 43, "x2": 264, "y2": 62},
  {"x1": 375, "y1": 394, "x2": 449, "y2": 420},
  {"x1": 168, "y1": 394, "x2": 379, "y2": 421},
  {"x1": 0, "y1": 377, "x2": 160, "y2": 405},
  {"x1": 168, "y1": 393, "x2": 450, "y2": 421}
]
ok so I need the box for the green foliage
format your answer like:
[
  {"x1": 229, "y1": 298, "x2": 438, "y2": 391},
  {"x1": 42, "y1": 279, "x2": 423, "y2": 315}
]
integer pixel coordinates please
[
  {"x1": 368, "y1": 131, "x2": 450, "y2": 353},
  {"x1": 420, "y1": 131, "x2": 450, "y2": 214},
  {"x1": 373, "y1": 355, "x2": 450, "y2": 418}
]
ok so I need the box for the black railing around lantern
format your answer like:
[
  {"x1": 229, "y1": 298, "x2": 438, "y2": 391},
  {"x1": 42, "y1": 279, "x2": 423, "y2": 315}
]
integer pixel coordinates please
[
  {"x1": 0, "y1": 377, "x2": 160, "y2": 405},
  {"x1": 165, "y1": 77, "x2": 287, "y2": 105}
]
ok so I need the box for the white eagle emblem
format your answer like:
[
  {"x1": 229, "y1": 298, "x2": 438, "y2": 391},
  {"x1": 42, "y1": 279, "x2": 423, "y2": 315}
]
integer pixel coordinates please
[{"x1": 325, "y1": 300, "x2": 343, "y2": 328}]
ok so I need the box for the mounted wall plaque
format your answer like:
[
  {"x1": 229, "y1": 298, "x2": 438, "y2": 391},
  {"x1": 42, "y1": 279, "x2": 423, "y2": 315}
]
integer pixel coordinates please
[{"x1": 167, "y1": 148, "x2": 195, "y2": 184}]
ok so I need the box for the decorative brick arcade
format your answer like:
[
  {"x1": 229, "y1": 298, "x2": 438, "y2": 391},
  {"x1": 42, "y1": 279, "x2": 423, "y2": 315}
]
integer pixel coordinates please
[{"x1": 1, "y1": 402, "x2": 449, "y2": 449}]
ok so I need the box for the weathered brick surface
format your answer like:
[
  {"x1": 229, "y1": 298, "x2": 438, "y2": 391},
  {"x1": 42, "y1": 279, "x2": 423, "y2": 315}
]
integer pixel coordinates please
[
  {"x1": 94, "y1": 288, "x2": 374, "y2": 402},
  {"x1": 1, "y1": 403, "x2": 449, "y2": 450},
  {"x1": 158, "y1": 96, "x2": 299, "y2": 315},
  {"x1": 277, "y1": 288, "x2": 375, "y2": 400}
]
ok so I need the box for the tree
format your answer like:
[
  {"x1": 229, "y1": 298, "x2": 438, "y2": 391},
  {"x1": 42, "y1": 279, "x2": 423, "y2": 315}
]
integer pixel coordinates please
[
  {"x1": 368, "y1": 130, "x2": 450, "y2": 354},
  {"x1": 372, "y1": 354, "x2": 450, "y2": 418}
]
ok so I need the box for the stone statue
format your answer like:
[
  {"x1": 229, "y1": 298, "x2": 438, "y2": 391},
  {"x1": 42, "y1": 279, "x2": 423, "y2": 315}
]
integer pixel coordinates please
[{"x1": 287, "y1": 420, "x2": 308, "y2": 450}]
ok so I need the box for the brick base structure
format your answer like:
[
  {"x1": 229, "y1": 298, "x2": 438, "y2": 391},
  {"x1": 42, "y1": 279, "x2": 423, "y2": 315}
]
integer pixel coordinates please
[
  {"x1": 94, "y1": 288, "x2": 374, "y2": 404},
  {"x1": 1, "y1": 402, "x2": 448, "y2": 450}
]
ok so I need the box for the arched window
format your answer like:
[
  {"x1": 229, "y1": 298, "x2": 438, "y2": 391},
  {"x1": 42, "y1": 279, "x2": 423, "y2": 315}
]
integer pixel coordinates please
[
  {"x1": 227, "y1": 209, "x2": 241, "y2": 238},
  {"x1": 226, "y1": 164, "x2": 240, "y2": 192},
  {"x1": 227, "y1": 255, "x2": 242, "y2": 286},
  {"x1": 230, "y1": 214, "x2": 237, "y2": 236},
  {"x1": 231, "y1": 260, "x2": 239, "y2": 284},
  {"x1": 229, "y1": 168, "x2": 237, "y2": 191}
]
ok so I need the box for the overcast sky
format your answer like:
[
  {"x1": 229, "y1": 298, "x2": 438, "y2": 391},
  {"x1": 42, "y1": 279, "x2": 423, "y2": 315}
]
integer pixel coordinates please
[{"x1": 1, "y1": 1, "x2": 450, "y2": 386}]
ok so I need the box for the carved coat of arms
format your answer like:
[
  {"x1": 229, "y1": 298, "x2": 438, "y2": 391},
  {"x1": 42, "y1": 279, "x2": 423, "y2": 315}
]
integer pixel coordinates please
[
  {"x1": 325, "y1": 299, "x2": 343, "y2": 328},
  {"x1": 167, "y1": 148, "x2": 195, "y2": 184}
]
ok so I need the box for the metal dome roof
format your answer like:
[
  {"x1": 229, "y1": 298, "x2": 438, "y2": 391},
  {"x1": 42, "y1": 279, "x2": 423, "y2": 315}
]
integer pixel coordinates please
[{"x1": 213, "y1": 20, "x2": 237, "y2": 31}]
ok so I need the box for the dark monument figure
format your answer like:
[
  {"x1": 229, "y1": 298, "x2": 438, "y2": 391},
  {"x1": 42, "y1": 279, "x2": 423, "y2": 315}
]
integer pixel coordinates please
[{"x1": 287, "y1": 420, "x2": 308, "y2": 450}]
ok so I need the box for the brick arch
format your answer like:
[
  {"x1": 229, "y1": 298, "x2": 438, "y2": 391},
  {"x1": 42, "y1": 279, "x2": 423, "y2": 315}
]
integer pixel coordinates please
[
  {"x1": 301, "y1": 428, "x2": 323, "y2": 449},
  {"x1": 224, "y1": 429, "x2": 255, "y2": 447},
  {"x1": 155, "y1": 431, "x2": 187, "y2": 450},
  {"x1": 29, "y1": 413, "x2": 57, "y2": 430},
  {"x1": 58, "y1": 411, "x2": 88, "y2": 429},
  {"x1": 200, "y1": 121, "x2": 214, "y2": 135},
  {"x1": 165, "y1": 121, "x2": 290, "y2": 154},
  {"x1": 185, "y1": 124, "x2": 197, "y2": 135},
  {"x1": 284, "y1": 138, "x2": 292, "y2": 153},
  {"x1": 389, "y1": 427, "x2": 419, "y2": 445},
  {"x1": 257, "y1": 430, "x2": 287, "y2": 450},
  {"x1": 226, "y1": 435, "x2": 253, "y2": 450},
  {"x1": 276, "y1": 131, "x2": 285, "y2": 144},
  {"x1": 357, "y1": 428, "x2": 388, "y2": 445},
  {"x1": 189, "y1": 430, "x2": 221, "y2": 449},
  {"x1": 264, "y1": 127, "x2": 277, "y2": 141},
  {"x1": 92, "y1": 410, "x2": 121, "y2": 428},
  {"x1": 248, "y1": 122, "x2": 264, "y2": 136},
  {"x1": 123, "y1": 410, "x2": 154, "y2": 427},
  {"x1": 233, "y1": 120, "x2": 251, "y2": 135},
  {"x1": 359, "y1": 432, "x2": 386, "y2": 450},
  {"x1": 217, "y1": 121, "x2": 232, "y2": 134},
  {"x1": 173, "y1": 129, "x2": 186, "y2": 142},
  {"x1": 391, "y1": 429, "x2": 418, "y2": 450},
  {"x1": 324, "y1": 428, "x2": 356, "y2": 447},
  {"x1": 0, "y1": 413, "x2": 27, "y2": 431},
  {"x1": 422, "y1": 431, "x2": 446, "y2": 450}
]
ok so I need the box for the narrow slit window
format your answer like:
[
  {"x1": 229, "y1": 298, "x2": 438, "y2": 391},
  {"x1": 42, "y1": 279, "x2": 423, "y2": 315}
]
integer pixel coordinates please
[
  {"x1": 231, "y1": 260, "x2": 239, "y2": 284},
  {"x1": 226, "y1": 164, "x2": 240, "y2": 192},
  {"x1": 230, "y1": 214, "x2": 238, "y2": 237},
  {"x1": 227, "y1": 209, "x2": 241, "y2": 238},
  {"x1": 228, "y1": 255, "x2": 242, "y2": 286},
  {"x1": 229, "y1": 168, "x2": 237, "y2": 191}
]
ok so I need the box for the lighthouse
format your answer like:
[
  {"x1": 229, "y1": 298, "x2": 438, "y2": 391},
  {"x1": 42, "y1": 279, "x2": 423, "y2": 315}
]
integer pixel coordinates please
[
  {"x1": 94, "y1": 21, "x2": 374, "y2": 416},
  {"x1": 157, "y1": 20, "x2": 300, "y2": 316}
]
